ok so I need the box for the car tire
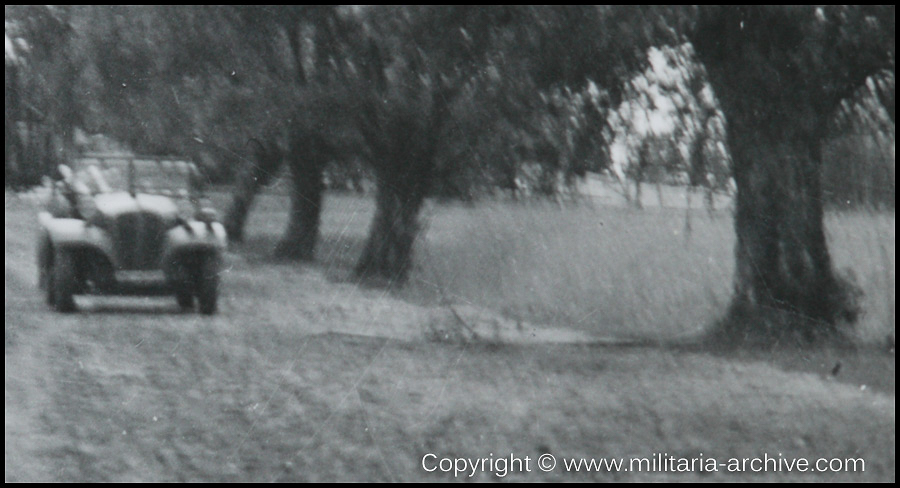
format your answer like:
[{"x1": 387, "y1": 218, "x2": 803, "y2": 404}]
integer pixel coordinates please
[
  {"x1": 45, "y1": 262, "x2": 56, "y2": 307},
  {"x1": 44, "y1": 250, "x2": 55, "y2": 306},
  {"x1": 175, "y1": 288, "x2": 194, "y2": 311},
  {"x1": 196, "y1": 255, "x2": 220, "y2": 315},
  {"x1": 52, "y1": 250, "x2": 78, "y2": 313},
  {"x1": 38, "y1": 236, "x2": 52, "y2": 292}
]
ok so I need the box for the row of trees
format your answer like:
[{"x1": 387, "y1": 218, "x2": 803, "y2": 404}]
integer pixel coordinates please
[
  {"x1": 5, "y1": 6, "x2": 895, "y2": 342},
  {"x1": 5, "y1": 6, "x2": 79, "y2": 187}
]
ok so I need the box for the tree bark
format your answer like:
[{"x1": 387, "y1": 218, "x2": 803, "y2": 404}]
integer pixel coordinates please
[
  {"x1": 352, "y1": 80, "x2": 448, "y2": 284},
  {"x1": 689, "y1": 7, "x2": 872, "y2": 343},
  {"x1": 222, "y1": 140, "x2": 284, "y2": 242},
  {"x1": 725, "y1": 126, "x2": 861, "y2": 341},
  {"x1": 355, "y1": 168, "x2": 429, "y2": 283},
  {"x1": 273, "y1": 137, "x2": 327, "y2": 261}
]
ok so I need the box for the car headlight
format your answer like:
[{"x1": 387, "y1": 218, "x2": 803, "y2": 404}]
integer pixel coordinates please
[{"x1": 195, "y1": 207, "x2": 218, "y2": 223}]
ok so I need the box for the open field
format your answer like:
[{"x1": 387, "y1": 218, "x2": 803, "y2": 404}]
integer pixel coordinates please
[
  {"x1": 230, "y1": 186, "x2": 895, "y2": 344},
  {"x1": 5, "y1": 189, "x2": 895, "y2": 481}
]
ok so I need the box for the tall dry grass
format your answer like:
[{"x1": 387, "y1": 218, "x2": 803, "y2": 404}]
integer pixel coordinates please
[
  {"x1": 408, "y1": 200, "x2": 735, "y2": 340},
  {"x1": 231, "y1": 190, "x2": 895, "y2": 344}
]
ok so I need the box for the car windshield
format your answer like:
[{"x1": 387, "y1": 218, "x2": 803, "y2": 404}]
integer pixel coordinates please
[
  {"x1": 74, "y1": 154, "x2": 201, "y2": 198},
  {"x1": 63, "y1": 154, "x2": 207, "y2": 217}
]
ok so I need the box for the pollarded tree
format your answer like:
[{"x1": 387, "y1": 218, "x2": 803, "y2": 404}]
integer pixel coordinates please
[
  {"x1": 345, "y1": 6, "x2": 515, "y2": 282},
  {"x1": 688, "y1": 6, "x2": 895, "y2": 343},
  {"x1": 347, "y1": 6, "x2": 681, "y2": 281},
  {"x1": 272, "y1": 87, "x2": 364, "y2": 261},
  {"x1": 480, "y1": 6, "x2": 892, "y2": 343},
  {"x1": 214, "y1": 6, "x2": 364, "y2": 260}
]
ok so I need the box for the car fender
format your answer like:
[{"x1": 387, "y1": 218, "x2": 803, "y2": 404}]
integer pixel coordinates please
[
  {"x1": 38, "y1": 211, "x2": 115, "y2": 257},
  {"x1": 163, "y1": 221, "x2": 227, "y2": 260}
]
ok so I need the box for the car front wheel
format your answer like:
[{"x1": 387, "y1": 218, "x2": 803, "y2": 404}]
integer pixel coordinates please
[
  {"x1": 196, "y1": 255, "x2": 220, "y2": 315},
  {"x1": 175, "y1": 289, "x2": 194, "y2": 311},
  {"x1": 38, "y1": 235, "x2": 52, "y2": 293},
  {"x1": 51, "y1": 250, "x2": 78, "y2": 313}
]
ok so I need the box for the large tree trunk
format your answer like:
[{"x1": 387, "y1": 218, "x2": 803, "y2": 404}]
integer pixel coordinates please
[
  {"x1": 272, "y1": 137, "x2": 327, "y2": 261},
  {"x1": 355, "y1": 169, "x2": 429, "y2": 283},
  {"x1": 689, "y1": 7, "x2": 871, "y2": 343},
  {"x1": 724, "y1": 126, "x2": 861, "y2": 341},
  {"x1": 222, "y1": 141, "x2": 284, "y2": 242},
  {"x1": 350, "y1": 60, "x2": 452, "y2": 284}
]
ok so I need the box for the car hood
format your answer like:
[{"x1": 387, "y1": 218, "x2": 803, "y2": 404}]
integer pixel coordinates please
[{"x1": 93, "y1": 192, "x2": 180, "y2": 219}]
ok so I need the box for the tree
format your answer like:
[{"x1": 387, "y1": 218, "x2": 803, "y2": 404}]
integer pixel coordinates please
[
  {"x1": 221, "y1": 135, "x2": 286, "y2": 243},
  {"x1": 349, "y1": 6, "x2": 682, "y2": 281},
  {"x1": 688, "y1": 6, "x2": 895, "y2": 343},
  {"x1": 271, "y1": 88, "x2": 362, "y2": 261},
  {"x1": 215, "y1": 6, "x2": 361, "y2": 260},
  {"x1": 5, "y1": 5, "x2": 81, "y2": 187},
  {"x1": 342, "y1": 6, "x2": 511, "y2": 281}
]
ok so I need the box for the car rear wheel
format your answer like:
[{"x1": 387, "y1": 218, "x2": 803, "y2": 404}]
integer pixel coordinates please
[
  {"x1": 196, "y1": 255, "x2": 220, "y2": 315},
  {"x1": 51, "y1": 250, "x2": 78, "y2": 313}
]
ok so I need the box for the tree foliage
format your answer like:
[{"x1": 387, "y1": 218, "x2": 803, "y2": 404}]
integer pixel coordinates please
[
  {"x1": 608, "y1": 43, "x2": 731, "y2": 207},
  {"x1": 6, "y1": 5, "x2": 81, "y2": 186}
]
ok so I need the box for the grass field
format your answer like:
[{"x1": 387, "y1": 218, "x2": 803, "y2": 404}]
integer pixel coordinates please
[
  {"x1": 6, "y1": 188, "x2": 895, "y2": 481},
  {"x1": 231, "y1": 189, "x2": 895, "y2": 345}
]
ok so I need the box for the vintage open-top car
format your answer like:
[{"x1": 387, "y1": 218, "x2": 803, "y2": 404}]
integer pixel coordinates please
[{"x1": 37, "y1": 155, "x2": 227, "y2": 314}]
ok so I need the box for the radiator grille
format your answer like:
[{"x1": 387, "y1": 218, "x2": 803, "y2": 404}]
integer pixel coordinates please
[{"x1": 113, "y1": 212, "x2": 167, "y2": 270}]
